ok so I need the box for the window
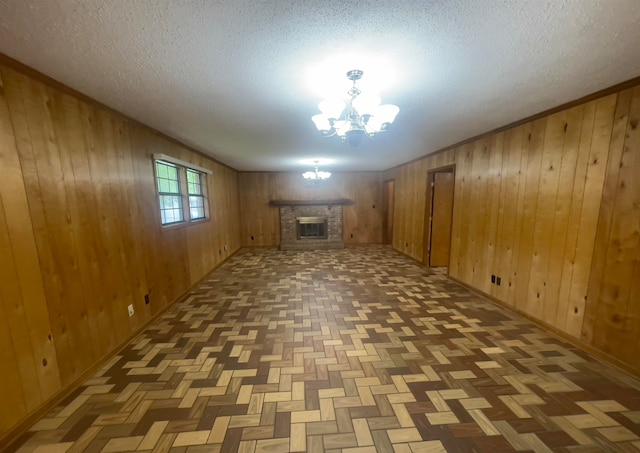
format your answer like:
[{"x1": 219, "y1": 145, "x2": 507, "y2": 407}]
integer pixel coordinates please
[
  {"x1": 187, "y1": 170, "x2": 206, "y2": 220},
  {"x1": 156, "y1": 161, "x2": 184, "y2": 224},
  {"x1": 153, "y1": 154, "x2": 210, "y2": 226}
]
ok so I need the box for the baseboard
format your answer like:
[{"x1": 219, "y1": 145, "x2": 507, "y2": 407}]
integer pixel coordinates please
[{"x1": 447, "y1": 275, "x2": 640, "y2": 381}]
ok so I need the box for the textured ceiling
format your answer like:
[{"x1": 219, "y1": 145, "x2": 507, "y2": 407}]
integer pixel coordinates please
[{"x1": 1, "y1": 0, "x2": 640, "y2": 172}]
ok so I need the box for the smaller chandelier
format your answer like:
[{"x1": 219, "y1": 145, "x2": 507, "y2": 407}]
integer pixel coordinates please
[
  {"x1": 302, "y1": 161, "x2": 331, "y2": 180},
  {"x1": 312, "y1": 69, "x2": 400, "y2": 147}
]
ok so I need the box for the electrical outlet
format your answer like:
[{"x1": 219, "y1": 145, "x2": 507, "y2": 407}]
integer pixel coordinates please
[
  {"x1": 127, "y1": 304, "x2": 134, "y2": 317},
  {"x1": 496, "y1": 276, "x2": 502, "y2": 286},
  {"x1": 144, "y1": 294, "x2": 150, "y2": 305},
  {"x1": 491, "y1": 275, "x2": 496, "y2": 284}
]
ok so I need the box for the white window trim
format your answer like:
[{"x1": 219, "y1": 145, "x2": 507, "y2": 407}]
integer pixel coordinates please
[{"x1": 153, "y1": 153, "x2": 212, "y2": 175}]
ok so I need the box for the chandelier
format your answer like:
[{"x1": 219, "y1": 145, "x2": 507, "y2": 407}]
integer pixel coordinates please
[
  {"x1": 311, "y1": 69, "x2": 400, "y2": 147},
  {"x1": 302, "y1": 161, "x2": 331, "y2": 180}
]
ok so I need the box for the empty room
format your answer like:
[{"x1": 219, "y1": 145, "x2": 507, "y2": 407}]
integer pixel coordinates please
[{"x1": 1, "y1": 1, "x2": 640, "y2": 452}]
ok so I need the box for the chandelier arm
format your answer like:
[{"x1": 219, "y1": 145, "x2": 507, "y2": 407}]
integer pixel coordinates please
[{"x1": 321, "y1": 129, "x2": 339, "y2": 138}]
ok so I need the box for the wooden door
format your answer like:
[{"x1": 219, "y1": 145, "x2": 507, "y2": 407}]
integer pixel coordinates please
[
  {"x1": 429, "y1": 171, "x2": 454, "y2": 267},
  {"x1": 383, "y1": 180, "x2": 395, "y2": 244}
]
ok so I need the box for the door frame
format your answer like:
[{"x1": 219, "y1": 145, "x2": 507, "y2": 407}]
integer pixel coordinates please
[{"x1": 423, "y1": 165, "x2": 456, "y2": 268}]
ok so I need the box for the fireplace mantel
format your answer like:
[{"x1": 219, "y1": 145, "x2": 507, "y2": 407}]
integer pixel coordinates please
[{"x1": 269, "y1": 199, "x2": 352, "y2": 207}]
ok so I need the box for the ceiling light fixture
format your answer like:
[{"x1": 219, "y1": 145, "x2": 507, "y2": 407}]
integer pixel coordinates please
[
  {"x1": 302, "y1": 160, "x2": 331, "y2": 180},
  {"x1": 311, "y1": 69, "x2": 400, "y2": 147}
]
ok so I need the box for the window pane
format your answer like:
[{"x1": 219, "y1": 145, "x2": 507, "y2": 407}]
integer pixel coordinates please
[
  {"x1": 191, "y1": 206, "x2": 205, "y2": 219},
  {"x1": 156, "y1": 162, "x2": 168, "y2": 178},
  {"x1": 187, "y1": 170, "x2": 202, "y2": 195},
  {"x1": 159, "y1": 195, "x2": 183, "y2": 224},
  {"x1": 156, "y1": 161, "x2": 180, "y2": 195},
  {"x1": 189, "y1": 195, "x2": 205, "y2": 219},
  {"x1": 159, "y1": 179, "x2": 170, "y2": 193}
]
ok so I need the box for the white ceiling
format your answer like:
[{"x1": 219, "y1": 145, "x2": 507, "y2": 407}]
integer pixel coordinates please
[{"x1": 1, "y1": 1, "x2": 640, "y2": 172}]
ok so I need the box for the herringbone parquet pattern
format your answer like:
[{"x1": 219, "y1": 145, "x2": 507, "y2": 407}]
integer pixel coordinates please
[{"x1": 10, "y1": 246, "x2": 640, "y2": 452}]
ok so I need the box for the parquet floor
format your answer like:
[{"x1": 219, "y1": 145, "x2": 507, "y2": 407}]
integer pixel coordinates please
[{"x1": 10, "y1": 246, "x2": 640, "y2": 452}]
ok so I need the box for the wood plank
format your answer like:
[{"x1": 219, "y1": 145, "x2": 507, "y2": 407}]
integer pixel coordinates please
[
  {"x1": 553, "y1": 101, "x2": 595, "y2": 330},
  {"x1": 582, "y1": 90, "x2": 633, "y2": 343},
  {"x1": 467, "y1": 139, "x2": 491, "y2": 287},
  {"x1": 591, "y1": 86, "x2": 640, "y2": 362},
  {"x1": 111, "y1": 116, "x2": 149, "y2": 329},
  {"x1": 22, "y1": 72, "x2": 96, "y2": 382},
  {"x1": 526, "y1": 110, "x2": 566, "y2": 320},
  {"x1": 496, "y1": 125, "x2": 525, "y2": 305},
  {"x1": 2, "y1": 67, "x2": 76, "y2": 387},
  {"x1": 48, "y1": 87, "x2": 104, "y2": 361},
  {"x1": 542, "y1": 105, "x2": 584, "y2": 326},
  {"x1": 483, "y1": 133, "x2": 504, "y2": 296},
  {"x1": 617, "y1": 88, "x2": 640, "y2": 367},
  {"x1": 513, "y1": 119, "x2": 546, "y2": 313},
  {"x1": 1, "y1": 67, "x2": 63, "y2": 417},
  {"x1": 0, "y1": 276, "x2": 28, "y2": 433},
  {"x1": 451, "y1": 143, "x2": 474, "y2": 281},
  {"x1": 77, "y1": 101, "x2": 120, "y2": 351},
  {"x1": 563, "y1": 95, "x2": 616, "y2": 337},
  {"x1": 505, "y1": 124, "x2": 530, "y2": 307}
]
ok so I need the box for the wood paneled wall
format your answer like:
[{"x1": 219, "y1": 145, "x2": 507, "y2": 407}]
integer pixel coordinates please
[
  {"x1": 0, "y1": 62, "x2": 241, "y2": 438},
  {"x1": 385, "y1": 86, "x2": 640, "y2": 375},
  {"x1": 583, "y1": 86, "x2": 640, "y2": 369},
  {"x1": 238, "y1": 172, "x2": 383, "y2": 246}
]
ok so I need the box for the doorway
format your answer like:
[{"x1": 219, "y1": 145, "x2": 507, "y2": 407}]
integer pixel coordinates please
[
  {"x1": 425, "y1": 166, "x2": 455, "y2": 267},
  {"x1": 383, "y1": 179, "x2": 395, "y2": 245}
]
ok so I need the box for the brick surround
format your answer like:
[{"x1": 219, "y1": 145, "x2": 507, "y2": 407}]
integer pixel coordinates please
[{"x1": 279, "y1": 204, "x2": 344, "y2": 250}]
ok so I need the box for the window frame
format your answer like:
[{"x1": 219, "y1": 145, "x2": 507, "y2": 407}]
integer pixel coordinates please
[
  {"x1": 153, "y1": 154, "x2": 211, "y2": 228},
  {"x1": 187, "y1": 169, "x2": 207, "y2": 221}
]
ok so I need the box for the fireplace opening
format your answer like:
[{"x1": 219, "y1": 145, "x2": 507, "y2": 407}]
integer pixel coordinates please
[{"x1": 297, "y1": 216, "x2": 328, "y2": 240}]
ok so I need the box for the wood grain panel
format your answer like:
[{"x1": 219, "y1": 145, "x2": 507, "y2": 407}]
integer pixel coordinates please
[
  {"x1": 0, "y1": 60, "x2": 241, "y2": 442},
  {"x1": 586, "y1": 86, "x2": 640, "y2": 365},
  {"x1": 504, "y1": 124, "x2": 530, "y2": 307},
  {"x1": 483, "y1": 133, "x2": 504, "y2": 296},
  {"x1": 582, "y1": 90, "x2": 633, "y2": 345},
  {"x1": 494, "y1": 125, "x2": 525, "y2": 304},
  {"x1": 472, "y1": 138, "x2": 493, "y2": 290},
  {"x1": 541, "y1": 106, "x2": 584, "y2": 326},
  {"x1": 238, "y1": 173, "x2": 280, "y2": 246},
  {"x1": 526, "y1": 111, "x2": 565, "y2": 320},
  {"x1": 0, "y1": 67, "x2": 62, "y2": 432}
]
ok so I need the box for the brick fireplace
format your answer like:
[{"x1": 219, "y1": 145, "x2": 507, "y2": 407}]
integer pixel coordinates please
[{"x1": 270, "y1": 199, "x2": 350, "y2": 250}]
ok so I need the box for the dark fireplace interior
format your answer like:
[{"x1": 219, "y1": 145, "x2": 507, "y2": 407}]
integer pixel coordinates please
[{"x1": 297, "y1": 216, "x2": 328, "y2": 240}]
